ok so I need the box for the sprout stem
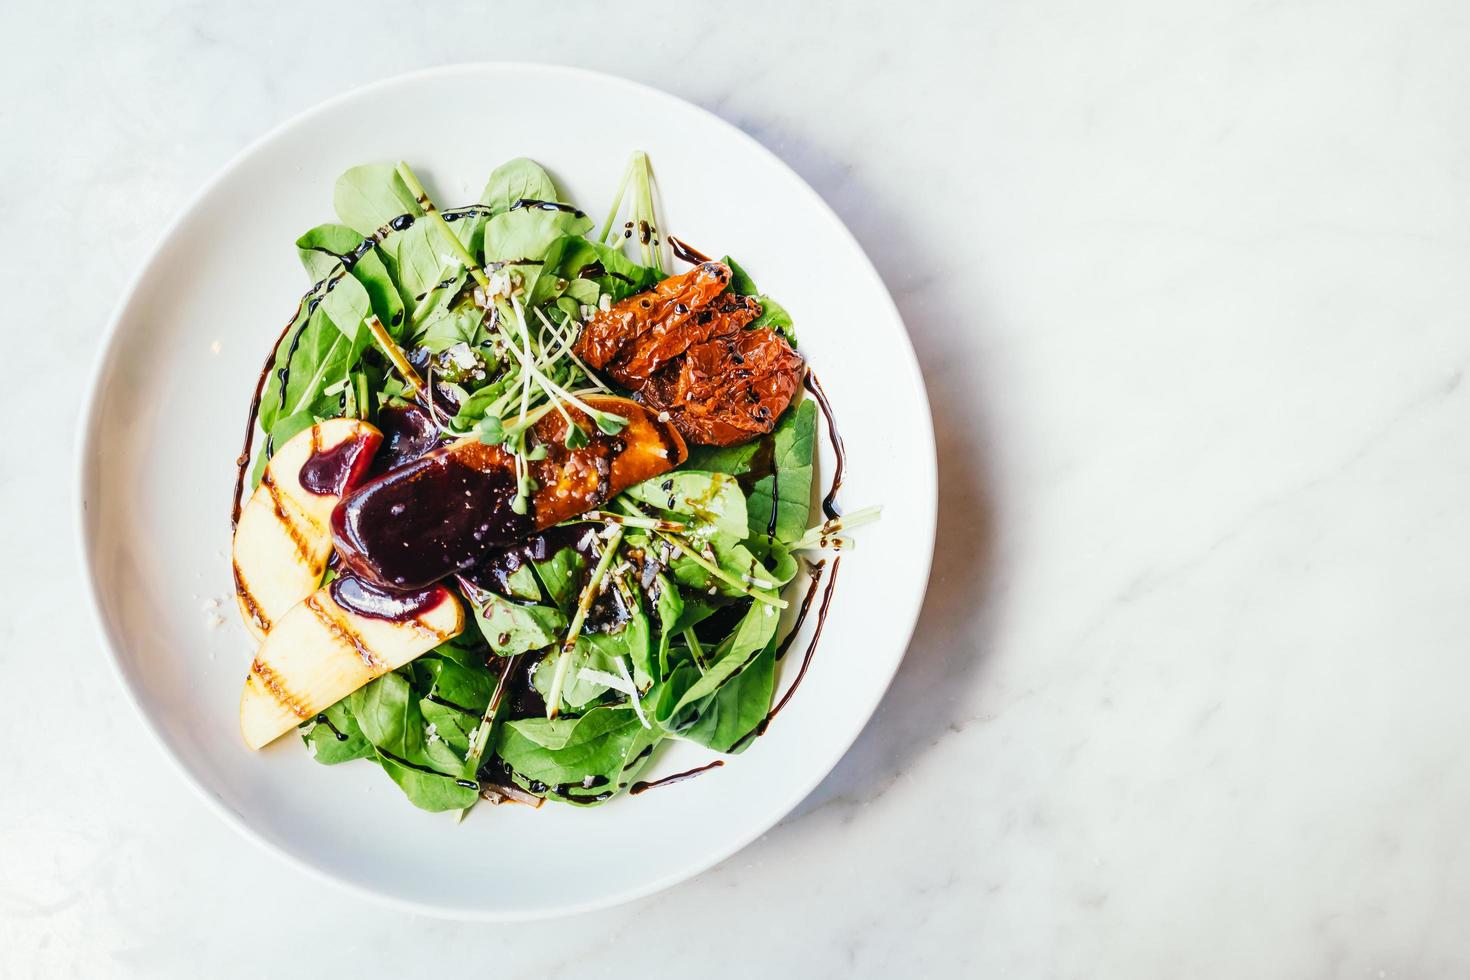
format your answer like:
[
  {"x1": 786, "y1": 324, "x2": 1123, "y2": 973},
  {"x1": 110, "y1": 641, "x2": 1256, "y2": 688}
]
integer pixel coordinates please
[
  {"x1": 546, "y1": 527, "x2": 624, "y2": 718},
  {"x1": 363, "y1": 314, "x2": 424, "y2": 397},
  {"x1": 394, "y1": 162, "x2": 493, "y2": 292}
]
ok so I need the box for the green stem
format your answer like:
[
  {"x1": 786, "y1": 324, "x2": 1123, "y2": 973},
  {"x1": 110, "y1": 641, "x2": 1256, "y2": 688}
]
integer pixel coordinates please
[
  {"x1": 683, "y1": 628, "x2": 708, "y2": 673},
  {"x1": 545, "y1": 527, "x2": 624, "y2": 718},
  {"x1": 598, "y1": 153, "x2": 637, "y2": 245},
  {"x1": 394, "y1": 162, "x2": 493, "y2": 292}
]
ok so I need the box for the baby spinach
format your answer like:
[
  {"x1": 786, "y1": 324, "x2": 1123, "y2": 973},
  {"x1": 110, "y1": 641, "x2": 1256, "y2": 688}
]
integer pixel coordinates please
[
  {"x1": 746, "y1": 399, "x2": 817, "y2": 545},
  {"x1": 724, "y1": 255, "x2": 795, "y2": 342}
]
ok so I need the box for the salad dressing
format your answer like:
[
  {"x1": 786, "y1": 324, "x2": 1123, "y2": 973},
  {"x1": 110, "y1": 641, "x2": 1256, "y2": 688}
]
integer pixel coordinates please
[{"x1": 629, "y1": 760, "x2": 724, "y2": 795}]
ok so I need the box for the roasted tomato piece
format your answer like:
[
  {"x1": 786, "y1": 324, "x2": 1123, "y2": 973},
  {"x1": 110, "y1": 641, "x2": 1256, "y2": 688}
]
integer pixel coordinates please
[
  {"x1": 642, "y1": 327, "x2": 805, "y2": 446},
  {"x1": 575, "y1": 262, "x2": 748, "y2": 386},
  {"x1": 331, "y1": 395, "x2": 686, "y2": 590}
]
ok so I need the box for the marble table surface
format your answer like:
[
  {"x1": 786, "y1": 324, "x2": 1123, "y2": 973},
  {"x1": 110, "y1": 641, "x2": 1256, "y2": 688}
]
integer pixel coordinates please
[{"x1": 7, "y1": 0, "x2": 1470, "y2": 975}]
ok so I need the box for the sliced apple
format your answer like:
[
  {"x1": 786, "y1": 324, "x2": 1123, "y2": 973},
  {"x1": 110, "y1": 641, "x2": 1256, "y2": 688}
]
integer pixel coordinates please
[
  {"x1": 240, "y1": 579, "x2": 464, "y2": 750},
  {"x1": 233, "y1": 419, "x2": 382, "y2": 640}
]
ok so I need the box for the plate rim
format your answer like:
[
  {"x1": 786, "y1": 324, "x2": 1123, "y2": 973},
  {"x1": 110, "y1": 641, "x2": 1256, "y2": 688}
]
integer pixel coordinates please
[{"x1": 74, "y1": 61, "x2": 937, "y2": 921}]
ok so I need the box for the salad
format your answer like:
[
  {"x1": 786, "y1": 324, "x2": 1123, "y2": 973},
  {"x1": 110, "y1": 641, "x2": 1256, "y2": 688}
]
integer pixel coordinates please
[{"x1": 230, "y1": 153, "x2": 876, "y2": 816}]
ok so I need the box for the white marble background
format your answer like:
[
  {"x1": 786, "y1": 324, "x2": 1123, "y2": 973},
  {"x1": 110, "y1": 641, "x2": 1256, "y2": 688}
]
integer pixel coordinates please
[{"x1": 5, "y1": 0, "x2": 1470, "y2": 975}]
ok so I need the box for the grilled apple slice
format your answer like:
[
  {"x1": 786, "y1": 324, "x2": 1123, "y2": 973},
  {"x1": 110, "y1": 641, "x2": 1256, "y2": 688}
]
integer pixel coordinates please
[
  {"x1": 233, "y1": 419, "x2": 382, "y2": 639},
  {"x1": 333, "y1": 395, "x2": 686, "y2": 590},
  {"x1": 240, "y1": 577, "x2": 464, "y2": 750}
]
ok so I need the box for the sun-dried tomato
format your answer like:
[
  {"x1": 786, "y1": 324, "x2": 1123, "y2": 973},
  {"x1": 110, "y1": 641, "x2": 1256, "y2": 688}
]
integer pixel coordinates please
[
  {"x1": 573, "y1": 260, "x2": 804, "y2": 446},
  {"x1": 641, "y1": 327, "x2": 805, "y2": 446}
]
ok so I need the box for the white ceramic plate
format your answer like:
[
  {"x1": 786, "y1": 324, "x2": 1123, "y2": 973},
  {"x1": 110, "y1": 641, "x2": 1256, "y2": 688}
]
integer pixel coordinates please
[{"x1": 77, "y1": 63, "x2": 935, "y2": 920}]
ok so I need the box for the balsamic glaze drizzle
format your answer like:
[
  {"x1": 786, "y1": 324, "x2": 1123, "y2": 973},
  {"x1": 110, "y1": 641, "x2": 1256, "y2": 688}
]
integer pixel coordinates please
[
  {"x1": 629, "y1": 760, "x2": 724, "y2": 795},
  {"x1": 668, "y1": 236, "x2": 712, "y2": 265},
  {"x1": 803, "y1": 370, "x2": 845, "y2": 519}
]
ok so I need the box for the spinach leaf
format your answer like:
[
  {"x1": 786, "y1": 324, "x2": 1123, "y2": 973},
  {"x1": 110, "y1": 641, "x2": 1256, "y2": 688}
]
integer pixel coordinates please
[
  {"x1": 296, "y1": 223, "x2": 406, "y2": 335},
  {"x1": 257, "y1": 305, "x2": 368, "y2": 440},
  {"x1": 498, "y1": 705, "x2": 654, "y2": 791},
  {"x1": 377, "y1": 753, "x2": 478, "y2": 812},
  {"x1": 531, "y1": 637, "x2": 618, "y2": 711},
  {"x1": 652, "y1": 573, "x2": 684, "y2": 679},
  {"x1": 654, "y1": 600, "x2": 778, "y2": 729},
  {"x1": 723, "y1": 256, "x2": 795, "y2": 342},
  {"x1": 533, "y1": 545, "x2": 589, "y2": 613},
  {"x1": 535, "y1": 235, "x2": 659, "y2": 306},
  {"x1": 746, "y1": 399, "x2": 817, "y2": 545},
  {"x1": 469, "y1": 590, "x2": 567, "y2": 656},
  {"x1": 484, "y1": 208, "x2": 594, "y2": 269},
  {"x1": 624, "y1": 471, "x2": 748, "y2": 539},
  {"x1": 333, "y1": 164, "x2": 419, "y2": 238},
  {"x1": 480, "y1": 158, "x2": 560, "y2": 214},
  {"x1": 349, "y1": 670, "x2": 419, "y2": 758},
  {"x1": 678, "y1": 640, "x2": 777, "y2": 752},
  {"x1": 302, "y1": 698, "x2": 372, "y2": 764}
]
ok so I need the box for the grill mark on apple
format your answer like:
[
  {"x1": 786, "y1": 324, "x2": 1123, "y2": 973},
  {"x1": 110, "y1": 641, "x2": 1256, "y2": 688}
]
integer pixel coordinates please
[
  {"x1": 233, "y1": 559, "x2": 270, "y2": 634},
  {"x1": 250, "y1": 658, "x2": 310, "y2": 718},
  {"x1": 305, "y1": 592, "x2": 385, "y2": 671},
  {"x1": 260, "y1": 470, "x2": 314, "y2": 566}
]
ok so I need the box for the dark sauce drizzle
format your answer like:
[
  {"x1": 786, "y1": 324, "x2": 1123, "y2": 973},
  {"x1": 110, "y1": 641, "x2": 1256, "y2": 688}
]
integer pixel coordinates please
[
  {"x1": 668, "y1": 236, "x2": 712, "y2": 265},
  {"x1": 232, "y1": 298, "x2": 305, "y2": 528},
  {"x1": 629, "y1": 760, "x2": 724, "y2": 795},
  {"x1": 510, "y1": 198, "x2": 586, "y2": 217},
  {"x1": 803, "y1": 370, "x2": 845, "y2": 519},
  {"x1": 379, "y1": 749, "x2": 478, "y2": 790},
  {"x1": 314, "y1": 713, "x2": 348, "y2": 741}
]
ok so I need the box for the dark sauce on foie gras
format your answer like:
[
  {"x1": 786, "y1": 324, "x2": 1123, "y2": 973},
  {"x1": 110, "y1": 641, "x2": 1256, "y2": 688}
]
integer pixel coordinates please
[
  {"x1": 329, "y1": 573, "x2": 448, "y2": 623},
  {"x1": 629, "y1": 760, "x2": 724, "y2": 795},
  {"x1": 371, "y1": 402, "x2": 442, "y2": 474},
  {"x1": 332, "y1": 444, "x2": 530, "y2": 591}
]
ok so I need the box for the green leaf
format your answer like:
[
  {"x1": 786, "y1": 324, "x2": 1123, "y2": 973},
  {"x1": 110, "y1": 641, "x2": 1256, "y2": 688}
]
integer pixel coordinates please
[
  {"x1": 533, "y1": 544, "x2": 589, "y2": 613},
  {"x1": 652, "y1": 574, "x2": 685, "y2": 679},
  {"x1": 348, "y1": 671, "x2": 419, "y2": 758},
  {"x1": 678, "y1": 640, "x2": 777, "y2": 752},
  {"x1": 498, "y1": 705, "x2": 656, "y2": 795},
  {"x1": 484, "y1": 208, "x2": 594, "y2": 268},
  {"x1": 746, "y1": 399, "x2": 817, "y2": 545},
  {"x1": 723, "y1": 255, "x2": 795, "y2": 343},
  {"x1": 623, "y1": 471, "x2": 748, "y2": 538},
  {"x1": 333, "y1": 164, "x2": 419, "y2": 238},
  {"x1": 295, "y1": 223, "x2": 406, "y2": 336},
  {"x1": 377, "y1": 752, "x2": 478, "y2": 812},
  {"x1": 655, "y1": 601, "x2": 779, "y2": 729},
  {"x1": 469, "y1": 590, "x2": 567, "y2": 657},
  {"x1": 480, "y1": 158, "x2": 560, "y2": 214},
  {"x1": 302, "y1": 698, "x2": 372, "y2": 764}
]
